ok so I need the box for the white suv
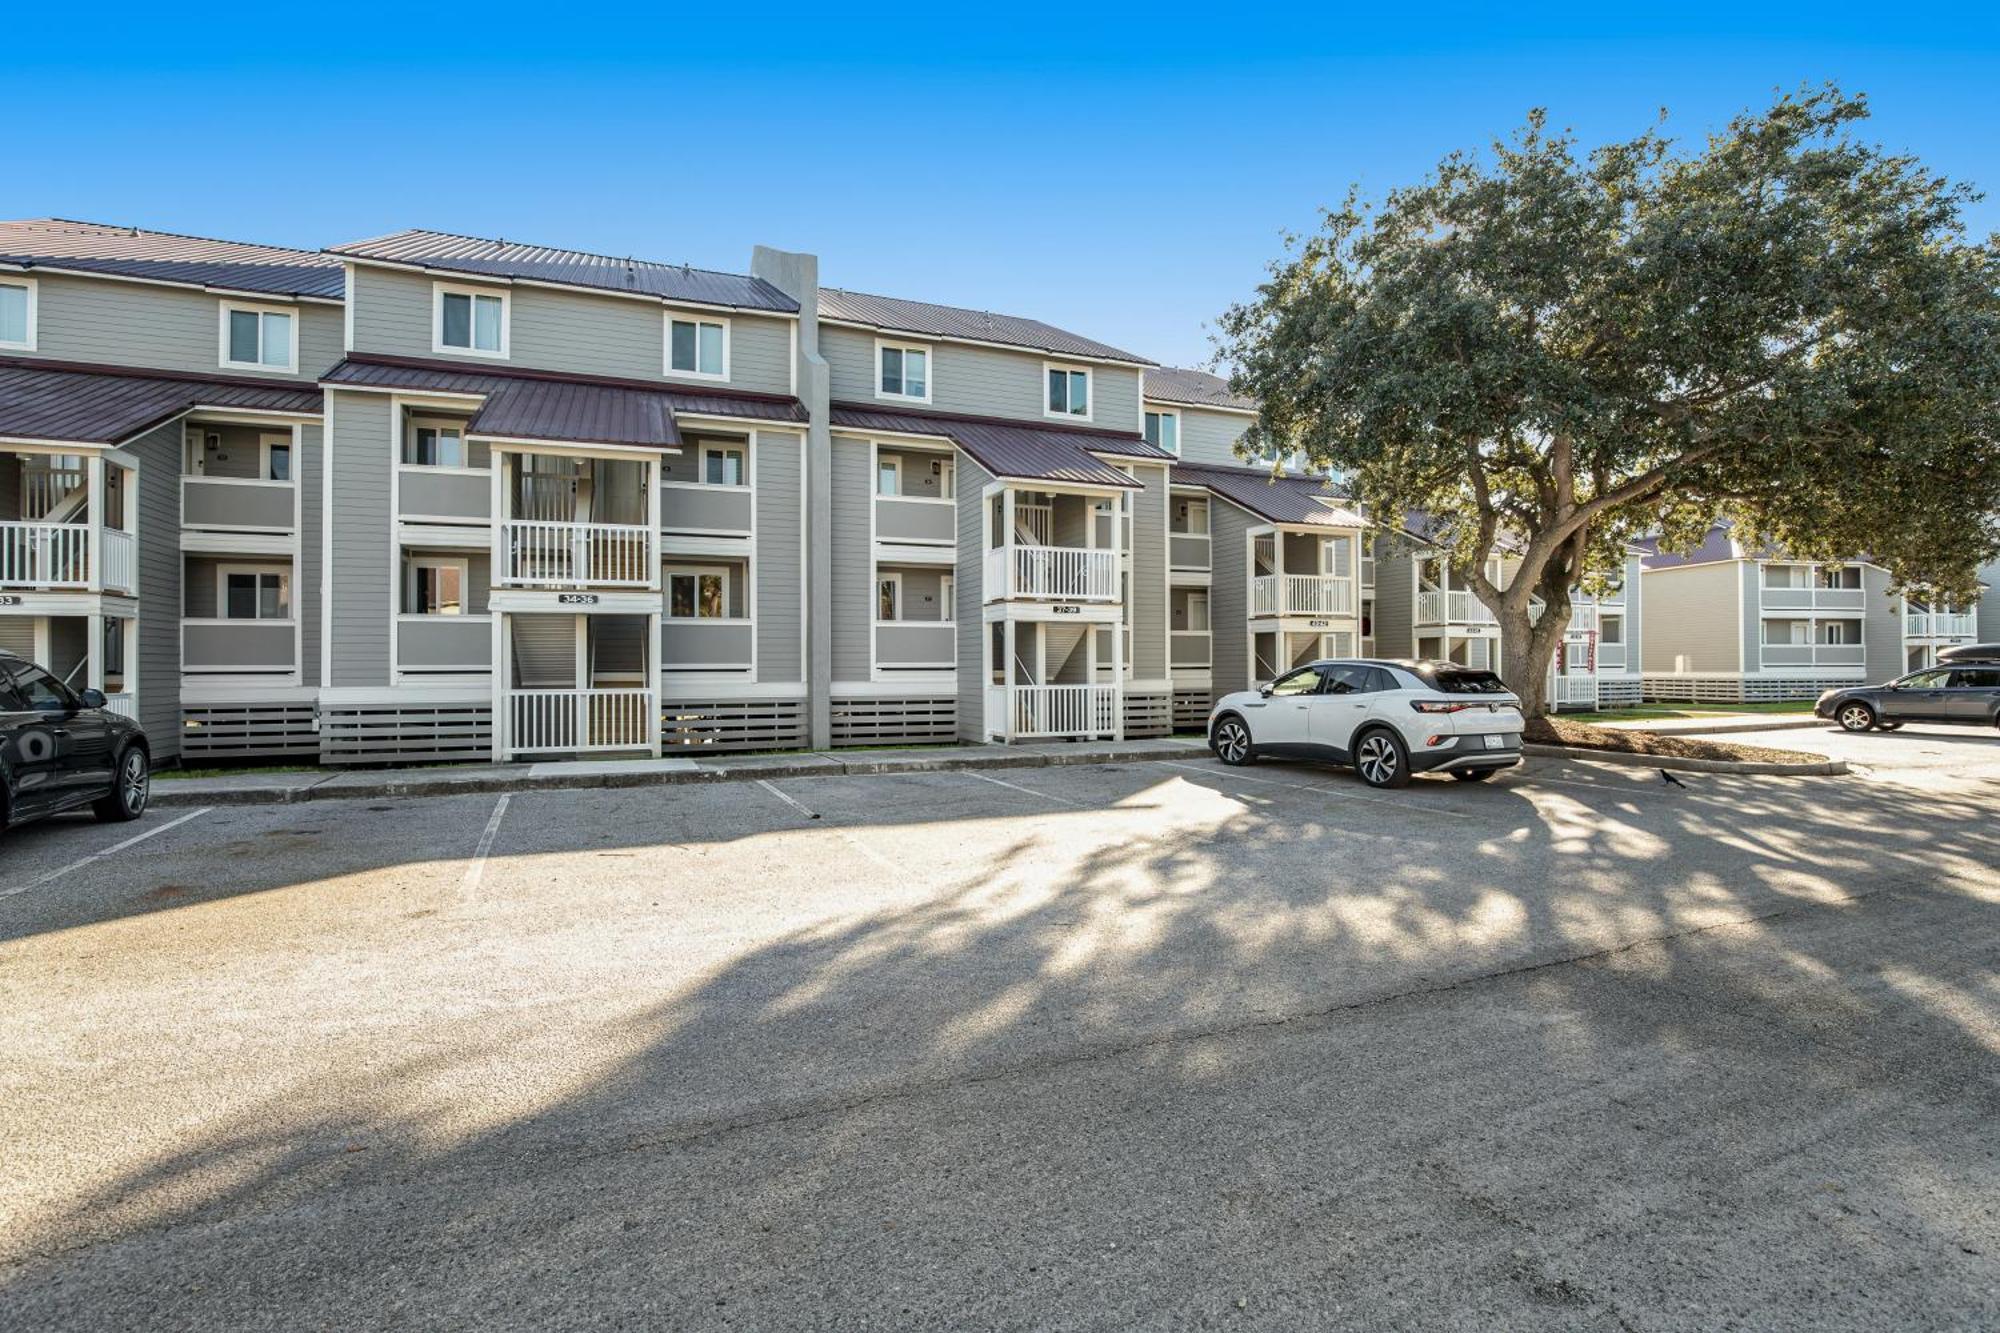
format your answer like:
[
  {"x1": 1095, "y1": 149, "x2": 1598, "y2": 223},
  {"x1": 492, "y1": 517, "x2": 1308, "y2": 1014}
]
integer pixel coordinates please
[{"x1": 1208, "y1": 660, "x2": 1525, "y2": 788}]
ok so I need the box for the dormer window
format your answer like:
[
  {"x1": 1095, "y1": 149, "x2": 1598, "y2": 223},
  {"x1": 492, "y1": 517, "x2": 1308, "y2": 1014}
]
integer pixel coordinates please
[
  {"x1": 877, "y1": 340, "x2": 930, "y2": 403},
  {"x1": 1144, "y1": 410, "x2": 1179, "y2": 455},
  {"x1": 1046, "y1": 364, "x2": 1091, "y2": 420},
  {"x1": 434, "y1": 283, "x2": 508, "y2": 357},
  {"x1": 667, "y1": 316, "x2": 728, "y2": 379},
  {"x1": 220, "y1": 301, "x2": 296, "y2": 372},
  {"x1": 0, "y1": 277, "x2": 36, "y2": 351}
]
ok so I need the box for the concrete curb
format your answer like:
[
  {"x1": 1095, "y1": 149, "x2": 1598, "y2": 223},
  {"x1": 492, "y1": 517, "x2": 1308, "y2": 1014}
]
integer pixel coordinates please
[
  {"x1": 151, "y1": 741, "x2": 1207, "y2": 808},
  {"x1": 1523, "y1": 743, "x2": 1847, "y2": 776},
  {"x1": 1598, "y1": 716, "x2": 1825, "y2": 737}
]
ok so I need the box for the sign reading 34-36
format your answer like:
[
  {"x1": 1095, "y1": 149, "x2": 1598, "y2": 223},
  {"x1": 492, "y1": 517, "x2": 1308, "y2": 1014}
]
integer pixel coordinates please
[{"x1": 557, "y1": 593, "x2": 601, "y2": 606}]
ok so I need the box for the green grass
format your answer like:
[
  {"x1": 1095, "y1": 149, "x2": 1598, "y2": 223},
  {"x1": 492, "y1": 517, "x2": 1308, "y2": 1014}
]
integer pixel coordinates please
[
  {"x1": 1570, "y1": 700, "x2": 1815, "y2": 724},
  {"x1": 157, "y1": 764, "x2": 322, "y2": 781}
]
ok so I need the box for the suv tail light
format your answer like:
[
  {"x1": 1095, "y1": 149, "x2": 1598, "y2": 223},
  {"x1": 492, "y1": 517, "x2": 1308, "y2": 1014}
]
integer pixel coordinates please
[{"x1": 1411, "y1": 700, "x2": 1476, "y2": 714}]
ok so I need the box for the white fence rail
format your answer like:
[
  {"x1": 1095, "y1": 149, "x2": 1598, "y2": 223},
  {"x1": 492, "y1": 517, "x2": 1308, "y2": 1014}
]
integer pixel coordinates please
[
  {"x1": 1906, "y1": 612, "x2": 1976, "y2": 638},
  {"x1": 1250, "y1": 574, "x2": 1354, "y2": 618},
  {"x1": 101, "y1": 529, "x2": 136, "y2": 593},
  {"x1": 1009, "y1": 683, "x2": 1119, "y2": 739},
  {"x1": 984, "y1": 544, "x2": 1119, "y2": 601},
  {"x1": 100, "y1": 692, "x2": 139, "y2": 720},
  {"x1": 1552, "y1": 675, "x2": 1598, "y2": 709},
  {"x1": 0, "y1": 522, "x2": 90, "y2": 587},
  {"x1": 500, "y1": 520, "x2": 655, "y2": 587},
  {"x1": 1416, "y1": 589, "x2": 1497, "y2": 625},
  {"x1": 506, "y1": 688, "x2": 656, "y2": 754}
]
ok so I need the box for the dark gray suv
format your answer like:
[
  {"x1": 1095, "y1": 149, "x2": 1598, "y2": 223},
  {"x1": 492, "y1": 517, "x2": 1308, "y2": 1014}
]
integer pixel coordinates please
[{"x1": 1815, "y1": 660, "x2": 2000, "y2": 733}]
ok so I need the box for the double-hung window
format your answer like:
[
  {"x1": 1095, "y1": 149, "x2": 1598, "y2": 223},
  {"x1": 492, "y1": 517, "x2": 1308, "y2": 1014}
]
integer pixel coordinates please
[
  {"x1": 435, "y1": 285, "x2": 507, "y2": 356},
  {"x1": 404, "y1": 419, "x2": 467, "y2": 467},
  {"x1": 220, "y1": 566, "x2": 291, "y2": 620},
  {"x1": 1599, "y1": 614, "x2": 1623, "y2": 645},
  {"x1": 1144, "y1": 410, "x2": 1179, "y2": 455},
  {"x1": 877, "y1": 341, "x2": 930, "y2": 402},
  {"x1": 0, "y1": 277, "x2": 37, "y2": 350},
  {"x1": 667, "y1": 316, "x2": 728, "y2": 378},
  {"x1": 666, "y1": 567, "x2": 732, "y2": 619},
  {"x1": 1046, "y1": 364, "x2": 1091, "y2": 419},
  {"x1": 220, "y1": 302, "x2": 295, "y2": 372},
  {"x1": 703, "y1": 445, "x2": 745, "y2": 486}
]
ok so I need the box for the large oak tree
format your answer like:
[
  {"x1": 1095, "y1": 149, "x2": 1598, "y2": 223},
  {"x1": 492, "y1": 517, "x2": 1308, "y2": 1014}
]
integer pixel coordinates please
[{"x1": 1218, "y1": 87, "x2": 2000, "y2": 715}]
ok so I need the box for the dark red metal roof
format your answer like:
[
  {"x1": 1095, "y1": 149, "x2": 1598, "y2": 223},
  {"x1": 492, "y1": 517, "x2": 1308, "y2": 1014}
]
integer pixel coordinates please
[
  {"x1": 322, "y1": 354, "x2": 806, "y2": 451},
  {"x1": 0, "y1": 218, "x2": 344, "y2": 300},
  {"x1": 1173, "y1": 461, "x2": 1367, "y2": 527},
  {"x1": 0, "y1": 358, "x2": 322, "y2": 445},
  {"x1": 820, "y1": 287, "x2": 1152, "y2": 365},
  {"x1": 830, "y1": 401, "x2": 1173, "y2": 489}
]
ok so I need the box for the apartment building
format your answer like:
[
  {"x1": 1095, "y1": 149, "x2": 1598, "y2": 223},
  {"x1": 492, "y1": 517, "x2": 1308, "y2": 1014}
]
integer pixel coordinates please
[{"x1": 1637, "y1": 525, "x2": 1993, "y2": 700}]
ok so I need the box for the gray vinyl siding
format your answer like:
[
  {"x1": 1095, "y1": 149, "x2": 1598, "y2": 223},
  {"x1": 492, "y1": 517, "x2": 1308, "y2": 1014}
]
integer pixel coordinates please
[
  {"x1": 346, "y1": 263, "x2": 793, "y2": 396},
  {"x1": 753, "y1": 430, "x2": 803, "y2": 682},
  {"x1": 298, "y1": 424, "x2": 323, "y2": 687},
  {"x1": 25, "y1": 270, "x2": 340, "y2": 380},
  {"x1": 955, "y1": 454, "x2": 994, "y2": 741},
  {"x1": 1372, "y1": 539, "x2": 1416, "y2": 656},
  {"x1": 1862, "y1": 567, "x2": 1900, "y2": 683},
  {"x1": 1639, "y1": 562, "x2": 1745, "y2": 674},
  {"x1": 1130, "y1": 462, "x2": 1167, "y2": 679},
  {"x1": 1157, "y1": 402, "x2": 1254, "y2": 468},
  {"x1": 127, "y1": 418, "x2": 184, "y2": 758},
  {"x1": 823, "y1": 324, "x2": 1141, "y2": 432},
  {"x1": 830, "y1": 433, "x2": 874, "y2": 682},
  {"x1": 327, "y1": 389, "x2": 392, "y2": 686},
  {"x1": 1740, "y1": 563, "x2": 1763, "y2": 673},
  {"x1": 1208, "y1": 498, "x2": 1253, "y2": 705}
]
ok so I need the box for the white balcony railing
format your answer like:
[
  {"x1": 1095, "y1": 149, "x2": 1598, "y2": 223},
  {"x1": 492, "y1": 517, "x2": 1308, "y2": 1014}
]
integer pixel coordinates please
[
  {"x1": 1416, "y1": 589, "x2": 1498, "y2": 625},
  {"x1": 100, "y1": 692, "x2": 139, "y2": 721},
  {"x1": 0, "y1": 522, "x2": 90, "y2": 587},
  {"x1": 1906, "y1": 611, "x2": 1976, "y2": 638},
  {"x1": 101, "y1": 529, "x2": 136, "y2": 593},
  {"x1": 984, "y1": 544, "x2": 1119, "y2": 602},
  {"x1": 1552, "y1": 675, "x2": 1598, "y2": 708},
  {"x1": 500, "y1": 520, "x2": 655, "y2": 588},
  {"x1": 1250, "y1": 574, "x2": 1354, "y2": 618},
  {"x1": 1763, "y1": 585, "x2": 1864, "y2": 611},
  {"x1": 1010, "y1": 683, "x2": 1119, "y2": 739},
  {"x1": 507, "y1": 688, "x2": 656, "y2": 754}
]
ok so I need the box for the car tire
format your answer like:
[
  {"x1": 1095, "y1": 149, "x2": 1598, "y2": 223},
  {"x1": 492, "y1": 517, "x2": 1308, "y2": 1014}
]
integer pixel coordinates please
[
  {"x1": 1353, "y1": 728, "x2": 1412, "y2": 789},
  {"x1": 93, "y1": 746, "x2": 150, "y2": 823},
  {"x1": 1452, "y1": 768, "x2": 1497, "y2": 782},
  {"x1": 1212, "y1": 715, "x2": 1256, "y2": 766},
  {"x1": 1836, "y1": 702, "x2": 1877, "y2": 733}
]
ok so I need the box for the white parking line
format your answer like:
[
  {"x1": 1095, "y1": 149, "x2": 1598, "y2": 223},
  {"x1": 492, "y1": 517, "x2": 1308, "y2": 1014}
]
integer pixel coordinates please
[
  {"x1": 1, "y1": 807, "x2": 213, "y2": 898},
  {"x1": 960, "y1": 770, "x2": 1079, "y2": 806},
  {"x1": 755, "y1": 779, "x2": 820, "y2": 820},
  {"x1": 458, "y1": 794, "x2": 510, "y2": 904}
]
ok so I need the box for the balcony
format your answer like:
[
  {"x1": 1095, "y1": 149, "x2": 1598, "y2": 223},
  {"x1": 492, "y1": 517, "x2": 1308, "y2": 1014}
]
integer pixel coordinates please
[
  {"x1": 874, "y1": 620, "x2": 956, "y2": 669},
  {"x1": 1762, "y1": 585, "x2": 1864, "y2": 611},
  {"x1": 1251, "y1": 574, "x2": 1354, "y2": 618},
  {"x1": 1006, "y1": 683, "x2": 1119, "y2": 739},
  {"x1": 506, "y1": 688, "x2": 656, "y2": 754},
  {"x1": 397, "y1": 615, "x2": 494, "y2": 672},
  {"x1": 1170, "y1": 630, "x2": 1212, "y2": 669},
  {"x1": 1416, "y1": 589, "x2": 1498, "y2": 626},
  {"x1": 0, "y1": 522, "x2": 134, "y2": 593},
  {"x1": 983, "y1": 544, "x2": 1119, "y2": 602},
  {"x1": 398, "y1": 467, "x2": 492, "y2": 524},
  {"x1": 661, "y1": 619, "x2": 754, "y2": 672},
  {"x1": 499, "y1": 520, "x2": 655, "y2": 588},
  {"x1": 1906, "y1": 611, "x2": 1976, "y2": 638},
  {"x1": 182, "y1": 620, "x2": 296, "y2": 673},
  {"x1": 1761, "y1": 643, "x2": 1865, "y2": 668},
  {"x1": 1169, "y1": 533, "x2": 1211, "y2": 571},
  {"x1": 183, "y1": 477, "x2": 295, "y2": 532},
  {"x1": 663, "y1": 483, "x2": 754, "y2": 536},
  {"x1": 874, "y1": 496, "x2": 955, "y2": 545}
]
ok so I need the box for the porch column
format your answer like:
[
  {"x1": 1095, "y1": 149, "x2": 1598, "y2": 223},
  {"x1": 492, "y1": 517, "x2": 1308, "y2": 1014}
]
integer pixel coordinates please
[
  {"x1": 86, "y1": 612, "x2": 106, "y2": 692},
  {"x1": 1110, "y1": 610, "x2": 1125, "y2": 742},
  {"x1": 1002, "y1": 618, "x2": 1016, "y2": 742},
  {"x1": 645, "y1": 458, "x2": 662, "y2": 590},
  {"x1": 86, "y1": 454, "x2": 105, "y2": 592},
  {"x1": 491, "y1": 611, "x2": 509, "y2": 762},
  {"x1": 645, "y1": 610, "x2": 662, "y2": 758}
]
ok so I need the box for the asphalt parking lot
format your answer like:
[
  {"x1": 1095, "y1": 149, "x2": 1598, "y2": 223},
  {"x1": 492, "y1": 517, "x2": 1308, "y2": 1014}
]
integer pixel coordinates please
[{"x1": 3, "y1": 729, "x2": 1997, "y2": 1330}]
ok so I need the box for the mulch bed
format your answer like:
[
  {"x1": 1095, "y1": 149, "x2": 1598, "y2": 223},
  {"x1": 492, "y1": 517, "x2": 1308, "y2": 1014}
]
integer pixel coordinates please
[{"x1": 1524, "y1": 716, "x2": 1825, "y2": 765}]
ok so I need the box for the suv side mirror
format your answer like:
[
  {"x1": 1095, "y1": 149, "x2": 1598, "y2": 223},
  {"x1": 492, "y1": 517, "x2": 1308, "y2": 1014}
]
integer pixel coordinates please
[{"x1": 78, "y1": 688, "x2": 107, "y2": 709}]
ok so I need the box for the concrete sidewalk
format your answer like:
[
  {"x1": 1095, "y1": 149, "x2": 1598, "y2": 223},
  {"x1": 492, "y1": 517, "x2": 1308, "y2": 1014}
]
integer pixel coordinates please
[{"x1": 152, "y1": 737, "x2": 1213, "y2": 807}]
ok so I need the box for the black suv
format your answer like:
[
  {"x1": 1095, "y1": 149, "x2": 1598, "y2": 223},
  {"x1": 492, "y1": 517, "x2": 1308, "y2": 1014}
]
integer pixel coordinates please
[
  {"x1": 0, "y1": 651, "x2": 151, "y2": 832},
  {"x1": 1815, "y1": 653, "x2": 2000, "y2": 733}
]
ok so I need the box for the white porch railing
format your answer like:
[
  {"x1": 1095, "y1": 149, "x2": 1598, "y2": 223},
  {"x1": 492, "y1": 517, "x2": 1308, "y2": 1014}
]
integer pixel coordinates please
[
  {"x1": 0, "y1": 522, "x2": 90, "y2": 587},
  {"x1": 500, "y1": 520, "x2": 655, "y2": 587},
  {"x1": 1010, "y1": 683, "x2": 1119, "y2": 739},
  {"x1": 984, "y1": 544, "x2": 1119, "y2": 601},
  {"x1": 1416, "y1": 589, "x2": 1498, "y2": 625},
  {"x1": 1250, "y1": 574, "x2": 1354, "y2": 618},
  {"x1": 100, "y1": 692, "x2": 139, "y2": 720},
  {"x1": 1552, "y1": 675, "x2": 1598, "y2": 708},
  {"x1": 101, "y1": 529, "x2": 136, "y2": 593},
  {"x1": 1906, "y1": 611, "x2": 1976, "y2": 638},
  {"x1": 507, "y1": 688, "x2": 657, "y2": 754}
]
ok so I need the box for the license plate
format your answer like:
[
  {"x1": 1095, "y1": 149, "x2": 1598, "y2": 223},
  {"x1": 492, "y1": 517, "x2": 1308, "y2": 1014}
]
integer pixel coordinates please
[{"x1": 1484, "y1": 734, "x2": 1508, "y2": 750}]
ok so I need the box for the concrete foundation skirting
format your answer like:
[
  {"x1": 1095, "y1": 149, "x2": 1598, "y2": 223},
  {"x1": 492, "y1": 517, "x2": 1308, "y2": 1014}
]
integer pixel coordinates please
[{"x1": 1523, "y1": 743, "x2": 1847, "y2": 776}]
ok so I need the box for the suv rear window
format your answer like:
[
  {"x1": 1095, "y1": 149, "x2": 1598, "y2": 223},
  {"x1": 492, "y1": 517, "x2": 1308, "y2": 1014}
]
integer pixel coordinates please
[{"x1": 1428, "y1": 670, "x2": 1509, "y2": 694}]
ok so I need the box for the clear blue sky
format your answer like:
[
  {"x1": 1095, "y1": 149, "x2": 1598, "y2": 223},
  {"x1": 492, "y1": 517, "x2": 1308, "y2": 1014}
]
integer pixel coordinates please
[{"x1": 14, "y1": 3, "x2": 1999, "y2": 368}]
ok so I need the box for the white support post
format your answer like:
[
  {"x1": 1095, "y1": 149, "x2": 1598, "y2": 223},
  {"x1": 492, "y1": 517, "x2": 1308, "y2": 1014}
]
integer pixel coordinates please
[
  {"x1": 645, "y1": 609, "x2": 662, "y2": 758},
  {"x1": 1110, "y1": 606, "x2": 1125, "y2": 742},
  {"x1": 1003, "y1": 618, "x2": 1017, "y2": 743},
  {"x1": 86, "y1": 612, "x2": 106, "y2": 692},
  {"x1": 491, "y1": 611, "x2": 509, "y2": 762},
  {"x1": 86, "y1": 454, "x2": 105, "y2": 592},
  {"x1": 646, "y1": 457, "x2": 662, "y2": 593}
]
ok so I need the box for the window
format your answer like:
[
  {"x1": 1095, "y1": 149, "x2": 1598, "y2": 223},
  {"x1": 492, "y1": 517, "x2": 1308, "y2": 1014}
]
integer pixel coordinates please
[
  {"x1": 407, "y1": 558, "x2": 467, "y2": 615},
  {"x1": 1175, "y1": 497, "x2": 1209, "y2": 535},
  {"x1": 876, "y1": 456, "x2": 902, "y2": 497},
  {"x1": 1144, "y1": 410, "x2": 1179, "y2": 455},
  {"x1": 1321, "y1": 664, "x2": 1376, "y2": 695},
  {"x1": 1599, "y1": 614, "x2": 1623, "y2": 645},
  {"x1": 666, "y1": 567, "x2": 732, "y2": 619},
  {"x1": 220, "y1": 302, "x2": 296, "y2": 371},
  {"x1": 877, "y1": 573, "x2": 902, "y2": 621},
  {"x1": 1763, "y1": 564, "x2": 1806, "y2": 589},
  {"x1": 0, "y1": 277, "x2": 36, "y2": 350},
  {"x1": 434, "y1": 284, "x2": 507, "y2": 356},
  {"x1": 260, "y1": 433, "x2": 293, "y2": 482},
  {"x1": 1269, "y1": 666, "x2": 1320, "y2": 696},
  {"x1": 220, "y1": 566, "x2": 290, "y2": 620},
  {"x1": 1046, "y1": 365, "x2": 1091, "y2": 419},
  {"x1": 702, "y1": 445, "x2": 746, "y2": 487},
  {"x1": 1901, "y1": 668, "x2": 1951, "y2": 688},
  {"x1": 877, "y1": 341, "x2": 931, "y2": 402},
  {"x1": 5, "y1": 663, "x2": 73, "y2": 714},
  {"x1": 667, "y1": 316, "x2": 727, "y2": 378},
  {"x1": 1762, "y1": 618, "x2": 1810, "y2": 645},
  {"x1": 404, "y1": 419, "x2": 468, "y2": 467},
  {"x1": 1819, "y1": 619, "x2": 1861, "y2": 645},
  {"x1": 1951, "y1": 668, "x2": 2000, "y2": 688},
  {"x1": 1817, "y1": 565, "x2": 1862, "y2": 589},
  {"x1": 939, "y1": 574, "x2": 954, "y2": 622}
]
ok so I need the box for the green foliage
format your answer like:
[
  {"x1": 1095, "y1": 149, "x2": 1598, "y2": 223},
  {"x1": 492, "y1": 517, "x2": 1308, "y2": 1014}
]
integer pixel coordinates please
[{"x1": 1218, "y1": 85, "x2": 2000, "y2": 703}]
